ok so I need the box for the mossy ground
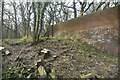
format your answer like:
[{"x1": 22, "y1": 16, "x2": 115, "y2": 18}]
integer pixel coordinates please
[{"x1": 2, "y1": 37, "x2": 118, "y2": 78}]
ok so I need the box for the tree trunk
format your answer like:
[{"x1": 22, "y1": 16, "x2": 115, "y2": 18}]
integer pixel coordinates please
[
  {"x1": 36, "y1": 3, "x2": 41, "y2": 41},
  {"x1": 73, "y1": 0, "x2": 77, "y2": 18},
  {"x1": 32, "y1": 2, "x2": 37, "y2": 42},
  {"x1": 1, "y1": 2, "x2": 4, "y2": 39},
  {"x1": 27, "y1": 9, "x2": 31, "y2": 37},
  {"x1": 1, "y1": 2, "x2": 4, "y2": 27},
  {"x1": 13, "y1": 3, "x2": 18, "y2": 38},
  {"x1": 37, "y1": 3, "x2": 48, "y2": 41}
]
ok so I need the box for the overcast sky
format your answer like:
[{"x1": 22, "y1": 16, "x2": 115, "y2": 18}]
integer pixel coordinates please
[{"x1": 3, "y1": 0, "x2": 120, "y2": 2}]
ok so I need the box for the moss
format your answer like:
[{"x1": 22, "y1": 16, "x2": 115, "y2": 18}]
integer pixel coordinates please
[
  {"x1": 2, "y1": 39, "x2": 11, "y2": 46},
  {"x1": 2, "y1": 65, "x2": 35, "y2": 78},
  {"x1": 13, "y1": 36, "x2": 32, "y2": 45},
  {"x1": 52, "y1": 37, "x2": 71, "y2": 40},
  {"x1": 40, "y1": 37, "x2": 50, "y2": 40},
  {"x1": 2, "y1": 67, "x2": 19, "y2": 78}
]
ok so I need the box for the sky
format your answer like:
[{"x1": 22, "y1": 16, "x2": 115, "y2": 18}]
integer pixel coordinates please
[{"x1": 3, "y1": 0, "x2": 120, "y2": 2}]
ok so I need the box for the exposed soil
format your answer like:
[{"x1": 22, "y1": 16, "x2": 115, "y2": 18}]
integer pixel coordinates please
[{"x1": 2, "y1": 38, "x2": 118, "y2": 78}]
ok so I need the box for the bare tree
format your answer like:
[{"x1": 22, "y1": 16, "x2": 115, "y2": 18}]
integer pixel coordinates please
[
  {"x1": 1, "y1": 1, "x2": 4, "y2": 39},
  {"x1": 1, "y1": 1, "x2": 4, "y2": 28},
  {"x1": 73, "y1": 0, "x2": 77, "y2": 18},
  {"x1": 19, "y1": 2, "x2": 32, "y2": 37},
  {"x1": 12, "y1": 2, "x2": 18, "y2": 38},
  {"x1": 78, "y1": 0, "x2": 93, "y2": 16},
  {"x1": 26, "y1": 2, "x2": 32, "y2": 37},
  {"x1": 1, "y1": 1, "x2": 119, "y2": 40},
  {"x1": 32, "y1": 2, "x2": 37, "y2": 42}
]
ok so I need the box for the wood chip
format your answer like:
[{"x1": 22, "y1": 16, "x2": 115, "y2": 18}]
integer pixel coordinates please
[{"x1": 38, "y1": 66, "x2": 47, "y2": 78}]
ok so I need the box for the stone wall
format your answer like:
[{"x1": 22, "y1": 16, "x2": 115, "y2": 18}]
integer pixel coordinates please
[{"x1": 51, "y1": 5, "x2": 120, "y2": 56}]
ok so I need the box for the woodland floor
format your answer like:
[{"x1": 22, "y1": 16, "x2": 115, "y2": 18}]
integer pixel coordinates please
[{"x1": 2, "y1": 37, "x2": 118, "y2": 79}]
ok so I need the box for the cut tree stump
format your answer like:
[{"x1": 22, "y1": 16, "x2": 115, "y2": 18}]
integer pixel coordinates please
[
  {"x1": 49, "y1": 68, "x2": 57, "y2": 78},
  {"x1": 38, "y1": 65, "x2": 47, "y2": 78}
]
